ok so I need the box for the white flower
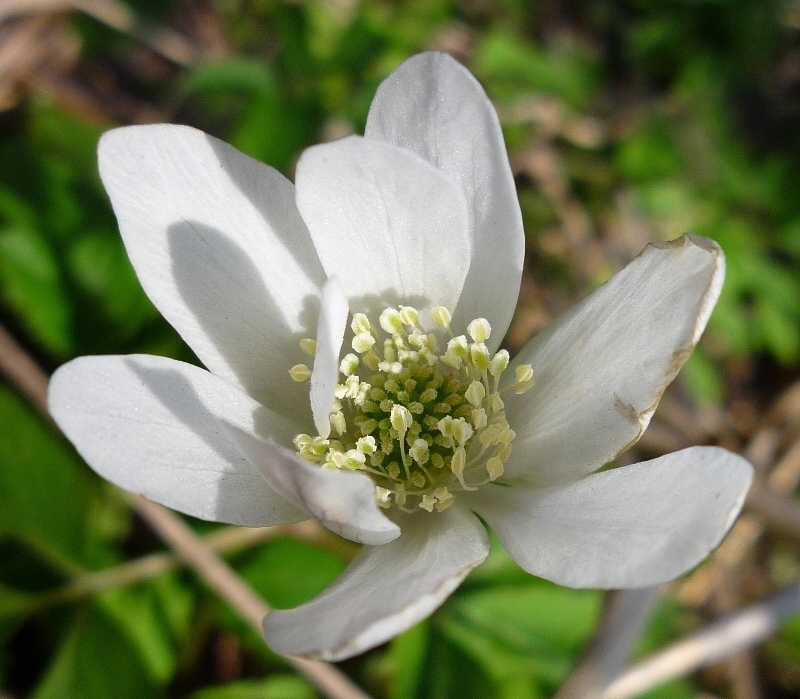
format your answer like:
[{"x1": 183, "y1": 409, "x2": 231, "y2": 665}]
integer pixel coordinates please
[{"x1": 48, "y1": 52, "x2": 753, "y2": 662}]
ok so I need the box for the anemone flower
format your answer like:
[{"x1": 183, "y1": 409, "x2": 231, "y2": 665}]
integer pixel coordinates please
[{"x1": 49, "y1": 52, "x2": 752, "y2": 662}]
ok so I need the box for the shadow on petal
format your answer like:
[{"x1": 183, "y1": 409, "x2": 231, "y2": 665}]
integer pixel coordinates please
[
  {"x1": 128, "y1": 359, "x2": 302, "y2": 525},
  {"x1": 205, "y1": 133, "x2": 324, "y2": 288},
  {"x1": 167, "y1": 221, "x2": 317, "y2": 429}
]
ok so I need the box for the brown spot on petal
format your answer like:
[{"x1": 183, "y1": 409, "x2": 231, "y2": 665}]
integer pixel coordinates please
[
  {"x1": 651, "y1": 236, "x2": 690, "y2": 251},
  {"x1": 614, "y1": 394, "x2": 640, "y2": 424}
]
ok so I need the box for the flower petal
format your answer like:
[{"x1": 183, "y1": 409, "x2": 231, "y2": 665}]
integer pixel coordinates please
[
  {"x1": 263, "y1": 504, "x2": 489, "y2": 660},
  {"x1": 467, "y1": 447, "x2": 752, "y2": 588},
  {"x1": 504, "y1": 235, "x2": 725, "y2": 485},
  {"x1": 295, "y1": 135, "x2": 471, "y2": 321},
  {"x1": 365, "y1": 52, "x2": 524, "y2": 346},
  {"x1": 310, "y1": 277, "x2": 348, "y2": 438},
  {"x1": 226, "y1": 425, "x2": 399, "y2": 545},
  {"x1": 48, "y1": 354, "x2": 305, "y2": 526},
  {"x1": 98, "y1": 125, "x2": 326, "y2": 426}
]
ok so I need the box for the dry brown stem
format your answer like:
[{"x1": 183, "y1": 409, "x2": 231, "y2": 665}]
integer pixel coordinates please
[{"x1": 603, "y1": 581, "x2": 800, "y2": 699}]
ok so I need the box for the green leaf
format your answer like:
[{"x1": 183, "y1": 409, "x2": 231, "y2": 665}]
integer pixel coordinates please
[
  {"x1": 189, "y1": 675, "x2": 317, "y2": 699},
  {"x1": 67, "y1": 230, "x2": 156, "y2": 343},
  {"x1": 437, "y1": 581, "x2": 601, "y2": 695},
  {"x1": 680, "y1": 348, "x2": 725, "y2": 406},
  {"x1": 31, "y1": 607, "x2": 159, "y2": 699},
  {"x1": 0, "y1": 385, "x2": 92, "y2": 567},
  {"x1": 238, "y1": 538, "x2": 346, "y2": 610},
  {"x1": 474, "y1": 30, "x2": 599, "y2": 107},
  {"x1": 389, "y1": 620, "x2": 429, "y2": 699},
  {"x1": 0, "y1": 223, "x2": 72, "y2": 355},
  {"x1": 99, "y1": 584, "x2": 186, "y2": 684},
  {"x1": 638, "y1": 679, "x2": 696, "y2": 699},
  {"x1": 0, "y1": 582, "x2": 36, "y2": 620}
]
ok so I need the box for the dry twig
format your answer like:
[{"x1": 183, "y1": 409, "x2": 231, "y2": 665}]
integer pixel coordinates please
[{"x1": 602, "y1": 581, "x2": 800, "y2": 699}]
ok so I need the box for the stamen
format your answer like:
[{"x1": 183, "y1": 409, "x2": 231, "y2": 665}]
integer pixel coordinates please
[
  {"x1": 299, "y1": 338, "x2": 317, "y2": 356},
  {"x1": 291, "y1": 305, "x2": 532, "y2": 513},
  {"x1": 289, "y1": 364, "x2": 311, "y2": 382},
  {"x1": 431, "y1": 306, "x2": 452, "y2": 330},
  {"x1": 467, "y1": 318, "x2": 491, "y2": 343}
]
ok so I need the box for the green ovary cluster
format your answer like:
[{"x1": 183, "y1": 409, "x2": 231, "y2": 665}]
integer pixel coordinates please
[{"x1": 290, "y1": 305, "x2": 534, "y2": 513}]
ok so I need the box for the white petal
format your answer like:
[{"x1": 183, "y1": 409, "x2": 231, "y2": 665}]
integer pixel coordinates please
[
  {"x1": 48, "y1": 354, "x2": 305, "y2": 526},
  {"x1": 263, "y1": 504, "x2": 489, "y2": 660},
  {"x1": 226, "y1": 424, "x2": 399, "y2": 545},
  {"x1": 310, "y1": 277, "x2": 348, "y2": 438},
  {"x1": 468, "y1": 447, "x2": 752, "y2": 588},
  {"x1": 295, "y1": 135, "x2": 471, "y2": 321},
  {"x1": 98, "y1": 125, "x2": 325, "y2": 426},
  {"x1": 505, "y1": 235, "x2": 725, "y2": 485},
  {"x1": 365, "y1": 52, "x2": 524, "y2": 346}
]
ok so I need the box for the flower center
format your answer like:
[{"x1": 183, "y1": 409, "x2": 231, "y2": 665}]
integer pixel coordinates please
[{"x1": 290, "y1": 305, "x2": 534, "y2": 513}]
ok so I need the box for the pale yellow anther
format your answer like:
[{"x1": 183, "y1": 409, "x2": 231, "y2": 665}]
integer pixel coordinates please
[
  {"x1": 434, "y1": 486, "x2": 453, "y2": 504},
  {"x1": 395, "y1": 483, "x2": 407, "y2": 505},
  {"x1": 470, "y1": 343, "x2": 490, "y2": 372},
  {"x1": 299, "y1": 338, "x2": 317, "y2": 356},
  {"x1": 489, "y1": 393, "x2": 505, "y2": 412},
  {"x1": 328, "y1": 449, "x2": 347, "y2": 469},
  {"x1": 514, "y1": 364, "x2": 535, "y2": 393},
  {"x1": 399, "y1": 306, "x2": 419, "y2": 327},
  {"x1": 289, "y1": 364, "x2": 311, "y2": 382},
  {"x1": 431, "y1": 453, "x2": 445, "y2": 469},
  {"x1": 468, "y1": 318, "x2": 491, "y2": 343},
  {"x1": 344, "y1": 449, "x2": 366, "y2": 469},
  {"x1": 515, "y1": 364, "x2": 533, "y2": 382},
  {"x1": 435, "y1": 497, "x2": 455, "y2": 512},
  {"x1": 391, "y1": 404, "x2": 413, "y2": 434},
  {"x1": 330, "y1": 411, "x2": 347, "y2": 435},
  {"x1": 451, "y1": 447, "x2": 466, "y2": 479},
  {"x1": 375, "y1": 487, "x2": 392, "y2": 508},
  {"x1": 379, "y1": 308, "x2": 403, "y2": 334},
  {"x1": 479, "y1": 424, "x2": 500, "y2": 447},
  {"x1": 496, "y1": 426, "x2": 515, "y2": 445},
  {"x1": 343, "y1": 374, "x2": 361, "y2": 398},
  {"x1": 448, "y1": 335, "x2": 469, "y2": 359},
  {"x1": 388, "y1": 462, "x2": 401, "y2": 479},
  {"x1": 351, "y1": 313, "x2": 371, "y2": 334},
  {"x1": 379, "y1": 360, "x2": 403, "y2": 374},
  {"x1": 407, "y1": 331, "x2": 424, "y2": 348},
  {"x1": 410, "y1": 439, "x2": 430, "y2": 465},
  {"x1": 352, "y1": 332, "x2": 376, "y2": 353},
  {"x1": 497, "y1": 444, "x2": 512, "y2": 463},
  {"x1": 489, "y1": 350, "x2": 510, "y2": 377},
  {"x1": 514, "y1": 380, "x2": 535, "y2": 394},
  {"x1": 420, "y1": 494, "x2": 436, "y2": 512},
  {"x1": 465, "y1": 380, "x2": 486, "y2": 407},
  {"x1": 471, "y1": 408, "x2": 488, "y2": 430},
  {"x1": 357, "y1": 436, "x2": 377, "y2": 454},
  {"x1": 487, "y1": 457, "x2": 504, "y2": 481},
  {"x1": 450, "y1": 417, "x2": 474, "y2": 446},
  {"x1": 340, "y1": 353, "x2": 359, "y2": 376},
  {"x1": 431, "y1": 305, "x2": 451, "y2": 330},
  {"x1": 294, "y1": 434, "x2": 311, "y2": 449}
]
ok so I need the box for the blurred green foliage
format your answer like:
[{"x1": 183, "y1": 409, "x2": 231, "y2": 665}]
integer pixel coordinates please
[{"x1": 3, "y1": 0, "x2": 800, "y2": 697}]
